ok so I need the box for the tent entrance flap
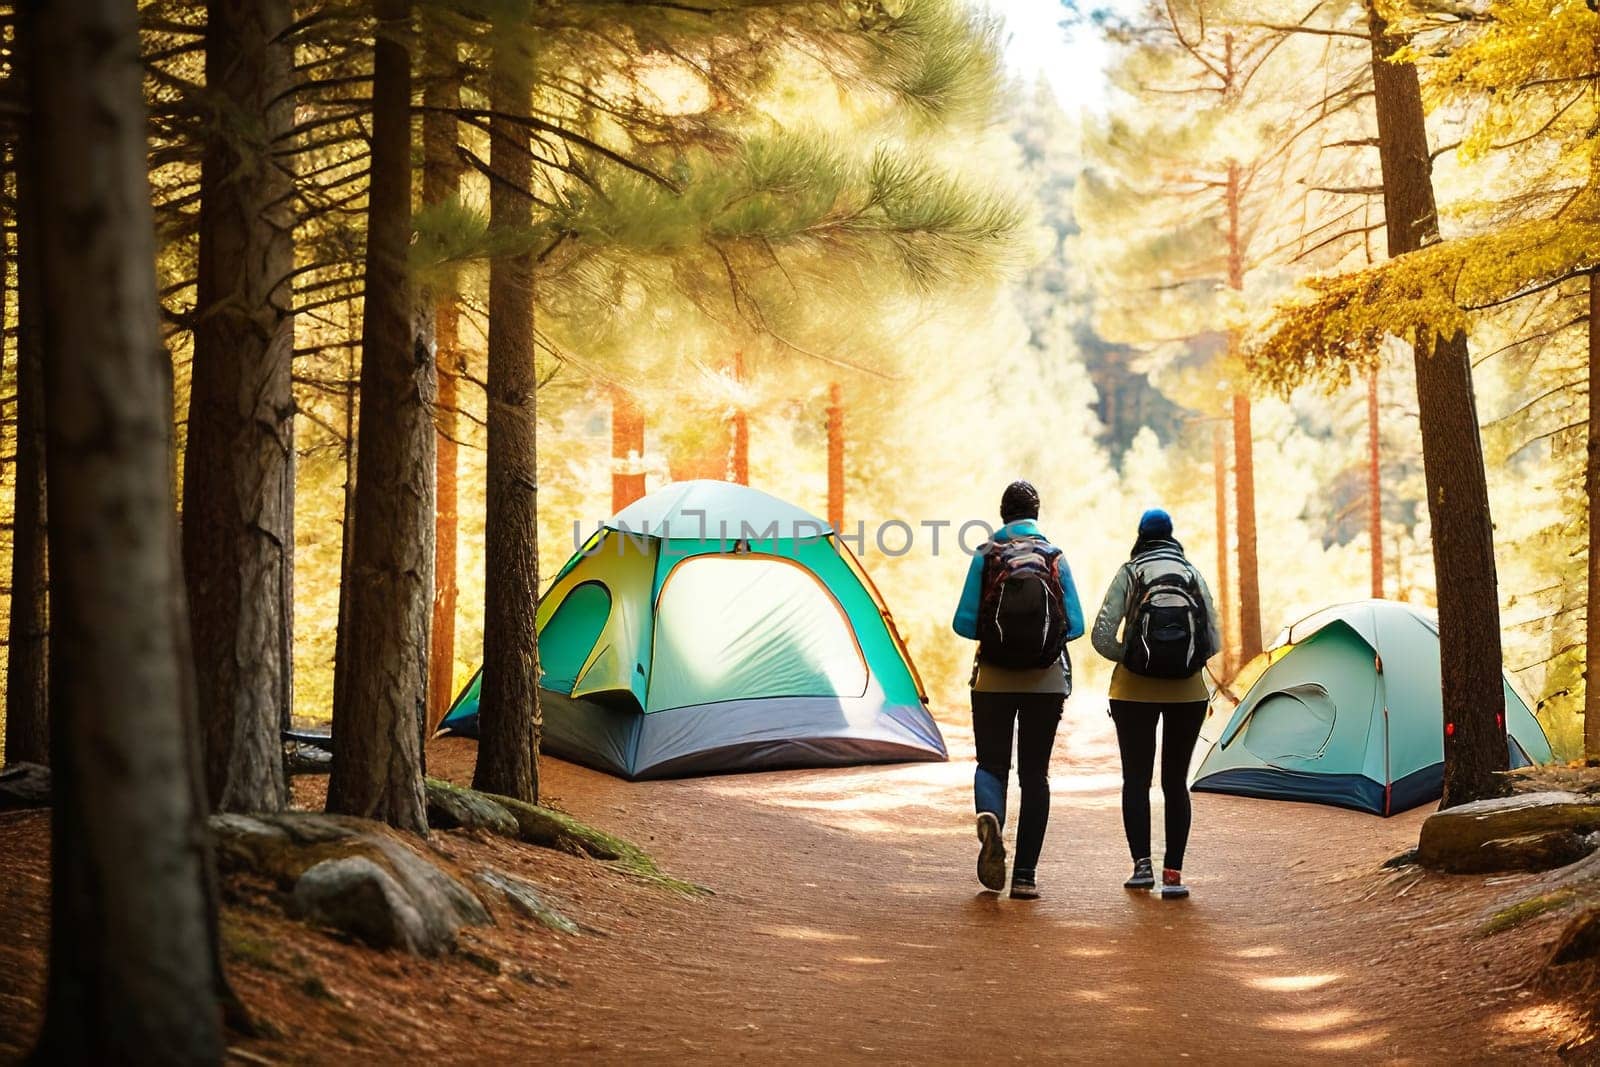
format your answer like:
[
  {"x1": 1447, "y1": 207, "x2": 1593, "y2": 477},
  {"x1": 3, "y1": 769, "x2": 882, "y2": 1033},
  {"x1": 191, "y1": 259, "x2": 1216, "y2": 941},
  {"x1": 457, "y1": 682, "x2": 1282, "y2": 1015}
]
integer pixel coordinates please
[
  {"x1": 1240, "y1": 684, "x2": 1337, "y2": 763},
  {"x1": 540, "y1": 581, "x2": 611, "y2": 694}
]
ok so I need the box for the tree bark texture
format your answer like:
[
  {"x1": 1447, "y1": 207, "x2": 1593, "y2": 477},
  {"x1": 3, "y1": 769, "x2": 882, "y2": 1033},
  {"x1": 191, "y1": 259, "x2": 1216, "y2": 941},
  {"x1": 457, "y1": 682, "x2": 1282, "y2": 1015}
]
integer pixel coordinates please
[
  {"x1": 425, "y1": 36, "x2": 463, "y2": 733},
  {"x1": 27, "y1": 0, "x2": 223, "y2": 1057},
  {"x1": 5, "y1": 130, "x2": 48, "y2": 767},
  {"x1": 182, "y1": 0, "x2": 295, "y2": 814},
  {"x1": 1368, "y1": 4, "x2": 1508, "y2": 805},
  {"x1": 1230, "y1": 391, "x2": 1261, "y2": 662},
  {"x1": 472, "y1": 31, "x2": 540, "y2": 803},
  {"x1": 327, "y1": 0, "x2": 433, "y2": 832},
  {"x1": 1212, "y1": 418, "x2": 1232, "y2": 677},
  {"x1": 1225, "y1": 158, "x2": 1262, "y2": 662},
  {"x1": 1586, "y1": 270, "x2": 1600, "y2": 760}
]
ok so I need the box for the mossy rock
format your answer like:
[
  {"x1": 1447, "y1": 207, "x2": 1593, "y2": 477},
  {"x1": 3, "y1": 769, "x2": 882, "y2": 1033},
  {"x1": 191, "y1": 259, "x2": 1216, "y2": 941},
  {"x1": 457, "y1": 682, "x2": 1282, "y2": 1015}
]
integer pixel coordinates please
[
  {"x1": 425, "y1": 778, "x2": 519, "y2": 836},
  {"x1": 1479, "y1": 890, "x2": 1578, "y2": 936},
  {"x1": 1417, "y1": 793, "x2": 1600, "y2": 874},
  {"x1": 475, "y1": 868, "x2": 581, "y2": 935}
]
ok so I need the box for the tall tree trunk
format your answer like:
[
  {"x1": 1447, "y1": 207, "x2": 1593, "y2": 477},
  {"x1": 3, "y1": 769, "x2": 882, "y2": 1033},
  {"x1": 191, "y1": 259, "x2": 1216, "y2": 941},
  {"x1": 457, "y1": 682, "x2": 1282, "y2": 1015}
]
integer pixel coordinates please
[
  {"x1": 611, "y1": 388, "x2": 645, "y2": 513},
  {"x1": 827, "y1": 381, "x2": 844, "y2": 534},
  {"x1": 327, "y1": 0, "x2": 433, "y2": 831},
  {"x1": 1225, "y1": 157, "x2": 1262, "y2": 662},
  {"x1": 182, "y1": 0, "x2": 294, "y2": 813},
  {"x1": 1587, "y1": 269, "x2": 1600, "y2": 762},
  {"x1": 1230, "y1": 391, "x2": 1261, "y2": 660},
  {"x1": 1368, "y1": 365, "x2": 1384, "y2": 600},
  {"x1": 5, "y1": 131, "x2": 48, "y2": 767},
  {"x1": 730, "y1": 350, "x2": 748, "y2": 484},
  {"x1": 425, "y1": 36, "x2": 463, "y2": 733},
  {"x1": 333, "y1": 332, "x2": 357, "y2": 716},
  {"x1": 472, "y1": 28, "x2": 540, "y2": 803},
  {"x1": 1368, "y1": 4, "x2": 1507, "y2": 805},
  {"x1": 27, "y1": 0, "x2": 222, "y2": 1056},
  {"x1": 1212, "y1": 418, "x2": 1232, "y2": 676}
]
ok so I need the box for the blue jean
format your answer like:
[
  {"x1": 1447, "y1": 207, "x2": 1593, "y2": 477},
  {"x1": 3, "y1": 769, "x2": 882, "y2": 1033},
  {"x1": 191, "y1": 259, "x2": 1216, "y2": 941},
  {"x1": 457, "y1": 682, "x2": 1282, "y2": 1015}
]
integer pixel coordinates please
[{"x1": 971, "y1": 691, "x2": 1064, "y2": 875}]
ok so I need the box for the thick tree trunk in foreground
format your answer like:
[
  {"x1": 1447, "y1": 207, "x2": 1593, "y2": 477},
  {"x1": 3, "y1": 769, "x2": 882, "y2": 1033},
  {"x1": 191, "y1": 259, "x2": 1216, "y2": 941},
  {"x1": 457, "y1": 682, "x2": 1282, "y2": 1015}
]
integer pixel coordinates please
[
  {"x1": 1368, "y1": 4, "x2": 1507, "y2": 805},
  {"x1": 472, "y1": 31, "x2": 540, "y2": 803},
  {"x1": 827, "y1": 381, "x2": 844, "y2": 534},
  {"x1": 1368, "y1": 366, "x2": 1384, "y2": 600},
  {"x1": 5, "y1": 132, "x2": 49, "y2": 767},
  {"x1": 183, "y1": 0, "x2": 295, "y2": 813},
  {"x1": 425, "y1": 37, "x2": 464, "y2": 733},
  {"x1": 611, "y1": 389, "x2": 646, "y2": 513},
  {"x1": 328, "y1": 0, "x2": 433, "y2": 831},
  {"x1": 1586, "y1": 271, "x2": 1600, "y2": 761},
  {"x1": 28, "y1": 0, "x2": 222, "y2": 1057}
]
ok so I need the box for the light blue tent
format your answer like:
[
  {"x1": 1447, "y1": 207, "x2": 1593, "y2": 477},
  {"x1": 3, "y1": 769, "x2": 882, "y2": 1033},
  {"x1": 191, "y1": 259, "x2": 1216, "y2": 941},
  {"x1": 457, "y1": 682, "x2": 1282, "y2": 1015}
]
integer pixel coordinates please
[
  {"x1": 1191, "y1": 600, "x2": 1552, "y2": 816},
  {"x1": 439, "y1": 481, "x2": 946, "y2": 779}
]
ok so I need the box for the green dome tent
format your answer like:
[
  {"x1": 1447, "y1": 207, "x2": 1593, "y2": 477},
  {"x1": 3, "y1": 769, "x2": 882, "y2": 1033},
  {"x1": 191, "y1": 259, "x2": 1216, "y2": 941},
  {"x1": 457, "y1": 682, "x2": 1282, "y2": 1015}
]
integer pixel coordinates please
[
  {"x1": 439, "y1": 480, "x2": 946, "y2": 779},
  {"x1": 1191, "y1": 600, "x2": 1552, "y2": 816}
]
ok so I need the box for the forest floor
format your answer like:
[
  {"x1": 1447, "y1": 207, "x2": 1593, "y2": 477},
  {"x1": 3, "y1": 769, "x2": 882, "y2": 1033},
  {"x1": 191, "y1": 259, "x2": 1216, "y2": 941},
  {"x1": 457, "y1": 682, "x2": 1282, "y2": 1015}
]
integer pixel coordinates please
[{"x1": 2, "y1": 696, "x2": 1598, "y2": 1064}]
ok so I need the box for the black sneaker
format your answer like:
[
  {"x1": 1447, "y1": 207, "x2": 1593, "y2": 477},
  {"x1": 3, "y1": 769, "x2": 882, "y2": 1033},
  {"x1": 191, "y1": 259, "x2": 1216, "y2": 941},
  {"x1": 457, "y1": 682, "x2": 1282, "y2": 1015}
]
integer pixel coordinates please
[
  {"x1": 1161, "y1": 868, "x2": 1190, "y2": 899},
  {"x1": 1123, "y1": 857, "x2": 1155, "y2": 890},
  {"x1": 1010, "y1": 871, "x2": 1040, "y2": 900},
  {"x1": 975, "y1": 812, "x2": 1006, "y2": 891}
]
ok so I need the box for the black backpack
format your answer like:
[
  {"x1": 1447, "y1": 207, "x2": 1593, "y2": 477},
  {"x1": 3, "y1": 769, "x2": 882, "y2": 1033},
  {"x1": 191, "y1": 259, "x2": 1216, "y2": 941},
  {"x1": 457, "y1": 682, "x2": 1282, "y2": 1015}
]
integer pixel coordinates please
[
  {"x1": 1121, "y1": 547, "x2": 1213, "y2": 678},
  {"x1": 976, "y1": 537, "x2": 1069, "y2": 670}
]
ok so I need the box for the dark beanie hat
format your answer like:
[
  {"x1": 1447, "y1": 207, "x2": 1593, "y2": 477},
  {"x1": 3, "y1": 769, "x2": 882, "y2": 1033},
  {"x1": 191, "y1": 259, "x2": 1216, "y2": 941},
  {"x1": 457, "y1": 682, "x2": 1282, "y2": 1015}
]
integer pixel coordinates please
[
  {"x1": 1001, "y1": 480, "x2": 1041, "y2": 523},
  {"x1": 1138, "y1": 508, "x2": 1173, "y2": 540}
]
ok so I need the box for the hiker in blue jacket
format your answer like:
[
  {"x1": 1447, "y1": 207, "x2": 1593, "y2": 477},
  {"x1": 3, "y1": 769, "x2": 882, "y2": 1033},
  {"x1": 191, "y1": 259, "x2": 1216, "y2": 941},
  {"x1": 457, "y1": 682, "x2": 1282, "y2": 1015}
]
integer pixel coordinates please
[{"x1": 952, "y1": 480, "x2": 1084, "y2": 900}]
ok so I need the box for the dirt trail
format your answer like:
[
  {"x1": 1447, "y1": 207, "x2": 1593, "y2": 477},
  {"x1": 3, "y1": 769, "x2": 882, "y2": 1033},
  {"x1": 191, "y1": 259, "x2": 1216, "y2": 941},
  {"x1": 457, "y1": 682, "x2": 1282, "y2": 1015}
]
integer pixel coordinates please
[
  {"x1": 422, "y1": 696, "x2": 1577, "y2": 1063},
  {"x1": 1, "y1": 694, "x2": 1585, "y2": 1064}
]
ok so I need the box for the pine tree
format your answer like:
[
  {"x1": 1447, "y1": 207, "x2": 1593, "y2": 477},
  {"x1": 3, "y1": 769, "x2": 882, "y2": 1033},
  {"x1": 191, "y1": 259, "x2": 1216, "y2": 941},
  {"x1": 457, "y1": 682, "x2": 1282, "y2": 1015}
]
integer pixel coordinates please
[
  {"x1": 26, "y1": 0, "x2": 221, "y2": 1055},
  {"x1": 326, "y1": 0, "x2": 433, "y2": 831},
  {"x1": 423, "y1": 28, "x2": 464, "y2": 733},
  {"x1": 1366, "y1": 2, "x2": 1507, "y2": 806},
  {"x1": 1253, "y1": 0, "x2": 1599, "y2": 778},
  {"x1": 472, "y1": 9, "x2": 540, "y2": 803},
  {"x1": 181, "y1": 0, "x2": 295, "y2": 814}
]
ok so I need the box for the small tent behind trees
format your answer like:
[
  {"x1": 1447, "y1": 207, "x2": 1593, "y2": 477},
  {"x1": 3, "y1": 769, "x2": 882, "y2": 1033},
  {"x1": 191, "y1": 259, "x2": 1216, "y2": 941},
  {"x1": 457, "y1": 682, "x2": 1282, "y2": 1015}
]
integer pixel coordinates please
[
  {"x1": 440, "y1": 481, "x2": 946, "y2": 779},
  {"x1": 1191, "y1": 600, "x2": 1552, "y2": 816}
]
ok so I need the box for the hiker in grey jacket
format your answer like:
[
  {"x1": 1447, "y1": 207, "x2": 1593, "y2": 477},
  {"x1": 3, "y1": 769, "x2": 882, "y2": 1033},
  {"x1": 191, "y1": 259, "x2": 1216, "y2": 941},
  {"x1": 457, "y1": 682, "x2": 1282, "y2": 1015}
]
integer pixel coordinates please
[{"x1": 1092, "y1": 509, "x2": 1220, "y2": 900}]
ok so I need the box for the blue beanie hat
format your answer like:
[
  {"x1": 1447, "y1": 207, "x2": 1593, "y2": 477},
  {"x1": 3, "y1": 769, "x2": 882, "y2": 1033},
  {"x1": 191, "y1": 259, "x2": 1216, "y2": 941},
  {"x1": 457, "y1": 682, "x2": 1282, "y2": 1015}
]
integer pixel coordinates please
[{"x1": 1138, "y1": 508, "x2": 1173, "y2": 540}]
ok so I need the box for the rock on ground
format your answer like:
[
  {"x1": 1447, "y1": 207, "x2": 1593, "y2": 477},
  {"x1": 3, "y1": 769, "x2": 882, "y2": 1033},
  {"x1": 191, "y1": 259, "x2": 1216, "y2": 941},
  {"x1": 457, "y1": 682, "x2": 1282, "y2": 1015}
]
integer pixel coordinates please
[
  {"x1": 212, "y1": 811, "x2": 489, "y2": 955},
  {"x1": 425, "y1": 778, "x2": 520, "y2": 837},
  {"x1": 475, "y1": 868, "x2": 581, "y2": 935},
  {"x1": 0, "y1": 763, "x2": 49, "y2": 810},
  {"x1": 293, "y1": 857, "x2": 431, "y2": 952},
  {"x1": 1418, "y1": 792, "x2": 1600, "y2": 874}
]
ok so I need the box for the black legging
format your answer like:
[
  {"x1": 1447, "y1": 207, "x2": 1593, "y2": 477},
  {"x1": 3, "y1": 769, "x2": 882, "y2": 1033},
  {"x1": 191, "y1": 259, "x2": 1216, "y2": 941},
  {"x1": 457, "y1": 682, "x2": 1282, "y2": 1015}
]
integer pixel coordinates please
[
  {"x1": 1109, "y1": 699, "x2": 1207, "y2": 870},
  {"x1": 971, "y1": 691, "x2": 1064, "y2": 876}
]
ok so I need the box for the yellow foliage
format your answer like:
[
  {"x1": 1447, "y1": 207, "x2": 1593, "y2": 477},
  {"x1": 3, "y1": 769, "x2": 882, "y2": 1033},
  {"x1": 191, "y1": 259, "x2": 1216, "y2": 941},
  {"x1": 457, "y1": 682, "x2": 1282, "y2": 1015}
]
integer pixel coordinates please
[{"x1": 1250, "y1": 217, "x2": 1600, "y2": 394}]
